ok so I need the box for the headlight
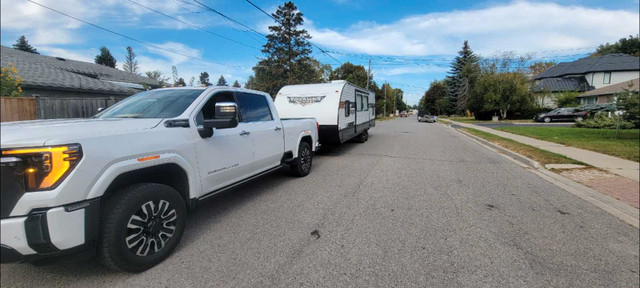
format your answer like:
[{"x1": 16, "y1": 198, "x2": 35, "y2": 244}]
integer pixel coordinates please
[{"x1": 1, "y1": 144, "x2": 82, "y2": 191}]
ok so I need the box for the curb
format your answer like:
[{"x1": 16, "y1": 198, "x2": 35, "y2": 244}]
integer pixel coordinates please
[{"x1": 454, "y1": 126, "x2": 639, "y2": 228}]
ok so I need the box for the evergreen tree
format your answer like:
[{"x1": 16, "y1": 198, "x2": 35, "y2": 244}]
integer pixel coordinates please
[
  {"x1": 95, "y1": 46, "x2": 117, "y2": 68},
  {"x1": 232, "y1": 80, "x2": 241, "y2": 88},
  {"x1": 445, "y1": 41, "x2": 479, "y2": 114},
  {"x1": 251, "y1": 1, "x2": 321, "y2": 97},
  {"x1": 217, "y1": 75, "x2": 228, "y2": 86},
  {"x1": 188, "y1": 76, "x2": 195, "y2": 87},
  {"x1": 592, "y1": 35, "x2": 640, "y2": 57},
  {"x1": 13, "y1": 35, "x2": 39, "y2": 54},
  {"x1": 122, "y1": 46, "x2": 140, "y2": 75},
  {"x1": 175, "y1": 78, "x2": 186, "y2": 87},
  {"x1": 171, "y1": 65, "x2": 179, "y2": 84},
  {"x1": 199, "y1": 72, "x2": 211, "y2": 86}
]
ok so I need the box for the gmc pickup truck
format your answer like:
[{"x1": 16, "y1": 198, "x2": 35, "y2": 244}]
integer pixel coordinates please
[{"x1": 0, "y1": 87, "x2": 318, "y2": 272}]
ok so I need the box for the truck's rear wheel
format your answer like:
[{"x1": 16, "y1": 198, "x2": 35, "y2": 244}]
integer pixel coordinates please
[
  {"x1": 99, "y1": 183, "x2": 187, "y2": 272},
  {"x1": 290, "y1": 141, "x2": 312, "y2": 177}
]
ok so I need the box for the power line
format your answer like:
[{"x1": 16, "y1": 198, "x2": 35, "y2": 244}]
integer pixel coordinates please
[
  {"x1": 127, "y1": 0, "x2": 260, "y2": 50},
  {"x1": 25, "y1": 0, "x2": 249, "y2": 69},
  {"x1": 242, "y1": 0, "x2": 342, "y2": 65},
  {"x1": 192, "y1": 0, "x2": 266, "y2": 37},
  {"x1": 245, "y1": 0, "x2": 275, "y2": 20}
]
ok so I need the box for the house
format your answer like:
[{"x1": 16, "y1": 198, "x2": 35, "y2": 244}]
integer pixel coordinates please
[
  {"x1": 577, "y1": 78, "x2": 639, "y2": 105},
  {"x1": 1, "y1": 46, "x2": 161, "y2": 119},
  {"x1": 533, "y1": 54, "x2": 640, "y2": 108}
]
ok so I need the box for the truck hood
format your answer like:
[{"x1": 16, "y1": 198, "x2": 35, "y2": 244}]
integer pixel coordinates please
[{"x1": 1, "y1": 118, "x2": 163, "y2": 148}]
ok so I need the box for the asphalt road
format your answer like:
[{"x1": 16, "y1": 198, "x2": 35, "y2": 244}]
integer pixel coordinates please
[{"x1": 1, "y1": 118, "x2": 638, "y2": 287}]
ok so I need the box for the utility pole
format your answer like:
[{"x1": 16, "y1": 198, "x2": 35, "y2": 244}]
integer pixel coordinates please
[
  {"x1": 383, "y1": 82, "x2": 386, "y2": 117},
  {"x1": 365, "y1": 58, "x2": 371, "y2": 90}
]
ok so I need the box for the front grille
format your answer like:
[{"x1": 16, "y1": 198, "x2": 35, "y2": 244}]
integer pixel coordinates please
[{"x1": 1, "y1": 157, "x2": 26, "y2": 218}]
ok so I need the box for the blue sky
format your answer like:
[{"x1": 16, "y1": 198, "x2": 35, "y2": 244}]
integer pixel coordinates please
[{"x1": 1, "y1": 0, "x2": 639, "y2": 105}]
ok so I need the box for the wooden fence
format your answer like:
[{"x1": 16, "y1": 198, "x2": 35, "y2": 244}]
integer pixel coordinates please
[
  {"x1": 0, "y1": 97, "x2": 36, "y2": 122},
  {"x1": 35, "y1": 96, "x2": 124, "y2": 119}
]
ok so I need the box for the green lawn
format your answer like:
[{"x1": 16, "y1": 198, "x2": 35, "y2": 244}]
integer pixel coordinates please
[
  {"x1": 461, "y1": 128, "x2": 585, "y2": 165},
  {"x1": 495, "y1": 126, "x2": 640, "y2": 162}
]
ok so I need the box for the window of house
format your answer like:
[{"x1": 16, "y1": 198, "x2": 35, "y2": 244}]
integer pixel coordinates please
[{"x1": 603, "y1": 72, "x2": 611, "y2": 84}]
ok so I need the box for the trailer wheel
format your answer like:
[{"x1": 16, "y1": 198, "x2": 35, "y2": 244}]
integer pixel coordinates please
[
  {"x1": 98, "y1": 183, "x2": 187, "y2": 272},
  {"x1": 290, "y1": 141, "x2": 312, "y2": 177},
  {"x1": 356, "y1": 130, "x2": 369, "y2": 143}
]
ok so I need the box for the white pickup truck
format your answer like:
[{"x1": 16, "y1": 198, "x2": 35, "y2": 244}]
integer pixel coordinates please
[{"x1": 0, "y1": 87, "x2": 318, "y2": 272}]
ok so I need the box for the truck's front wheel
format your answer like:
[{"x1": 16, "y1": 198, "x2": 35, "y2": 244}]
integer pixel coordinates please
[
  {"x1": 99, "y1": 183, "x2": 187, "y2": 272},
  {"x1": 290, "y1": 141, "x2": 312, "y2": 177}
]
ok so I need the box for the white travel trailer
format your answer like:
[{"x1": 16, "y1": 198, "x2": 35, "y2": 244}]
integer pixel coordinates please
[{"x1": 274, "y1": 80, "x2": 375, "y2": 144}]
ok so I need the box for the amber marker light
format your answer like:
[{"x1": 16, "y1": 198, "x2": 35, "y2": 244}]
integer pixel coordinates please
[{"x1": 137, "y1": 155, "x2": 160, "y2": 162}]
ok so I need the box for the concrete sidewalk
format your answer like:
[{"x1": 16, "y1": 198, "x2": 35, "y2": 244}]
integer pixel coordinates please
[{"x1": 448, "y1": 120, "x2": 640, "y2": 182}]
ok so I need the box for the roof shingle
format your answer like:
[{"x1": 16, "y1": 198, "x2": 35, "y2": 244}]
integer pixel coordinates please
[
  {"x1": 535, "y1": 54, "x2": 640, "y2": 79},
  {"x1": 1, "y1": 46, "x2": 160, "y2": 95},
  {"x1": 578, "y1": 78, "x2": 639, "y2": 97}
]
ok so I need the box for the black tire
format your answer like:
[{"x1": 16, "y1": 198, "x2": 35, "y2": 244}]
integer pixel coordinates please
[
  {"x1": 543, "y1": 117, "x2": 551, "y2": 123},
  {"x1": 290, "y1": 141, "x2": 312, "y2": 177},
  {"x1": 356, "y1": 130, "x2": 369, "y2": 143},
  {"x1": 99, "y1": 183, "x2": 187, "y2": 272}
]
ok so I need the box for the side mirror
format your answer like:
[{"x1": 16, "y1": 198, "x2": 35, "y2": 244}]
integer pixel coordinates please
[
  {"x1": 97, "y1": 107, "x2": 105, "y2": 113},
  {"x1": 198, "y1": 102, "x2": 239, "y2": 138}
]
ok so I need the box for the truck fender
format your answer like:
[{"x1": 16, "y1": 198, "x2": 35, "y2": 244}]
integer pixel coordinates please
[
  {"x1": 294, "y1": 130, "x2": 315, "y2": 157},
  {"x1": 85, "y1": 153, "x2": 200, "y2": 200}
]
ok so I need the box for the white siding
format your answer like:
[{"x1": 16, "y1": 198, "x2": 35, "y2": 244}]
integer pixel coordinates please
[
  {"x1": 338, "y1": 85, "x2": 355, "y2": 130},
  {"x1": 586, "y1": 71, "x2": 640, "y2": 89}
]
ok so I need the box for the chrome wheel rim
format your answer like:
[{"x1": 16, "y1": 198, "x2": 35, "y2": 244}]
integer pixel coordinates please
[
  {"x1": 126, "y1": 200, "x2": 177, "y2": 256},
  {"x1": 300, "y1": 147, "x2": 312, "y2": 172}
]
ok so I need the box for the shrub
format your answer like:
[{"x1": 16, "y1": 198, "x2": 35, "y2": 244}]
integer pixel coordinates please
[
  {"x1": 574, "y1": 113, "x2": 635, "y2": 129},
  {"x1": 553, "y1": 91, "x2": 580, "y2": 107},
  {"x1": 615, "y1": 87, "x2": 639, "y2": 128},
  {"x1": 1, "y1": 63, "x2": 24, "y2": 97}
]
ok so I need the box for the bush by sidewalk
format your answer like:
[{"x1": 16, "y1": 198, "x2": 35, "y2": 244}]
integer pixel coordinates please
[{"x1": 574, "y1": 114, "x2": 635, "y2": 129}]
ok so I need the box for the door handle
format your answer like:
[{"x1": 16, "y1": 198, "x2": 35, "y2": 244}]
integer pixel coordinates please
[
  {"x1": 240, "y1": 130, "x2": 250, "y2": 136},
  {"x1": 274, "y1": 127, "x2": 282, "y2": 131}
]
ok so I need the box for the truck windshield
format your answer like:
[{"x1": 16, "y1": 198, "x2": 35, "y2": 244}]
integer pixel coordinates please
[{"x1": 96, "y1": 89, "x2": 203, "y2": 119}]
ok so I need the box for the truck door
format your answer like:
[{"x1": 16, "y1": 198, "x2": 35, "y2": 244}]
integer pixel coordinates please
[
  {"x1": 192, "y1": 91, "x2": 254, "y2": 194},
  {"x1": 236, "y1": 92, "x2": 284, "y2": 173}
]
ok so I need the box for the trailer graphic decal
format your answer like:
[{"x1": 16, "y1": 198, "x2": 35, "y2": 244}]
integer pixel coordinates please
[{"x1": 287, "y1": 96, "x2": 326, "y2": 106}]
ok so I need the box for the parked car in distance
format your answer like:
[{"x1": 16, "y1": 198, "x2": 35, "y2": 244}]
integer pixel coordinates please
[
  {"x1": 417, "y1": 111, "x2": 436, "y2": 123},
  {"x1": 400, "y1": 111, "x2": 407, "y2": 117},
  {"x1": 534, "y1": 108, "x2": 588, "y2": 123}
]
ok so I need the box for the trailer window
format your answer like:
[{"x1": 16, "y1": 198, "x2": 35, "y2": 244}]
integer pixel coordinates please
[
  {"x1": 345, "y1": 101, "x2": 351, "y2": 117},
  {"x1": 363, "y1": 96, "x2": 369, "y2": 111}
]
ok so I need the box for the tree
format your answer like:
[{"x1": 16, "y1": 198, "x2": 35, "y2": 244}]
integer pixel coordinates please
[
  {"x1": 188, "y1": 76, "x2": 195, "y2": 87},
  {"x1": 122, "y1": 46, "x2": 140, "y2": 75},
  {"x1": 232, "y1": 80, "x2": 241, "y2": 88},
  {"x1": 419, "y1": 80, "x2": 447, "y2": 114},
  {"x1": 1, "y1": 63, "x2": 24, "y2": 97},
  {"x1": 171, "y1": 65, "x2": 179, "y2": 84},
  {"x1": 553, "y1": 91, "x2": 580, "y2": 107},
  {"x1": 329, "y1": 62, "x2": 371, "y2": 88},
  {"x1": 529, "y1": 61, "x2": 556, "y2": 76},
  {"x1": 615, "y1": 82, "x2": 639, "y2": 128},
  {"x1": 217, "y1": 75, "x2": 228, "y2": 86},
  {"x1": 13, "y1": 35, "x2": 39, "y2": 54},
  {"x1": 175, "y1": 78, "x2": 186, "y2": 87},
  {"x1": 94, "y1": 46, "x2": 117, "y2": 68},
  {"x1": 250, "y1": 1, "x2": 322, "y2": 97},
  {"x1": 592, "y1": 35, "x2": 640, "y2": 57},
  {"x1": 199, "y1": 72, "x2": 211, "y2": 86},
  {"x1": 245, "y1": 75, "x2": 256, "y2": 89},
  {"x1": 445, "y1": 41, "x2": 479, "y2": 114},
  {"x1": 145, "y1": 70, "x2": 169, "y2": 84},
  {"x1": 472, "y1": 72, "x2": 533, "y2": 119}
]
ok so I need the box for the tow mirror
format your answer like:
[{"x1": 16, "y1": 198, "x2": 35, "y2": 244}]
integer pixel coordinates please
[{"x1": 198, "y1": 102, "x2": 239, "y2": 138}]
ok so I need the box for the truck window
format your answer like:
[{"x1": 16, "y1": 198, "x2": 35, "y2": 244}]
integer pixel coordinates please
[
  {"x1": 237, "y1": 93, "x2": 273, "y2": 122},
  {"x1": 196, "y1": 91, "x2": 238, "y2": 125}
]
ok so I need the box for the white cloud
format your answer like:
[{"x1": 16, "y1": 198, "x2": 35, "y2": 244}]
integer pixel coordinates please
[{"x1": 305, "y1": 1, "x2": 639, "y2": 57}]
